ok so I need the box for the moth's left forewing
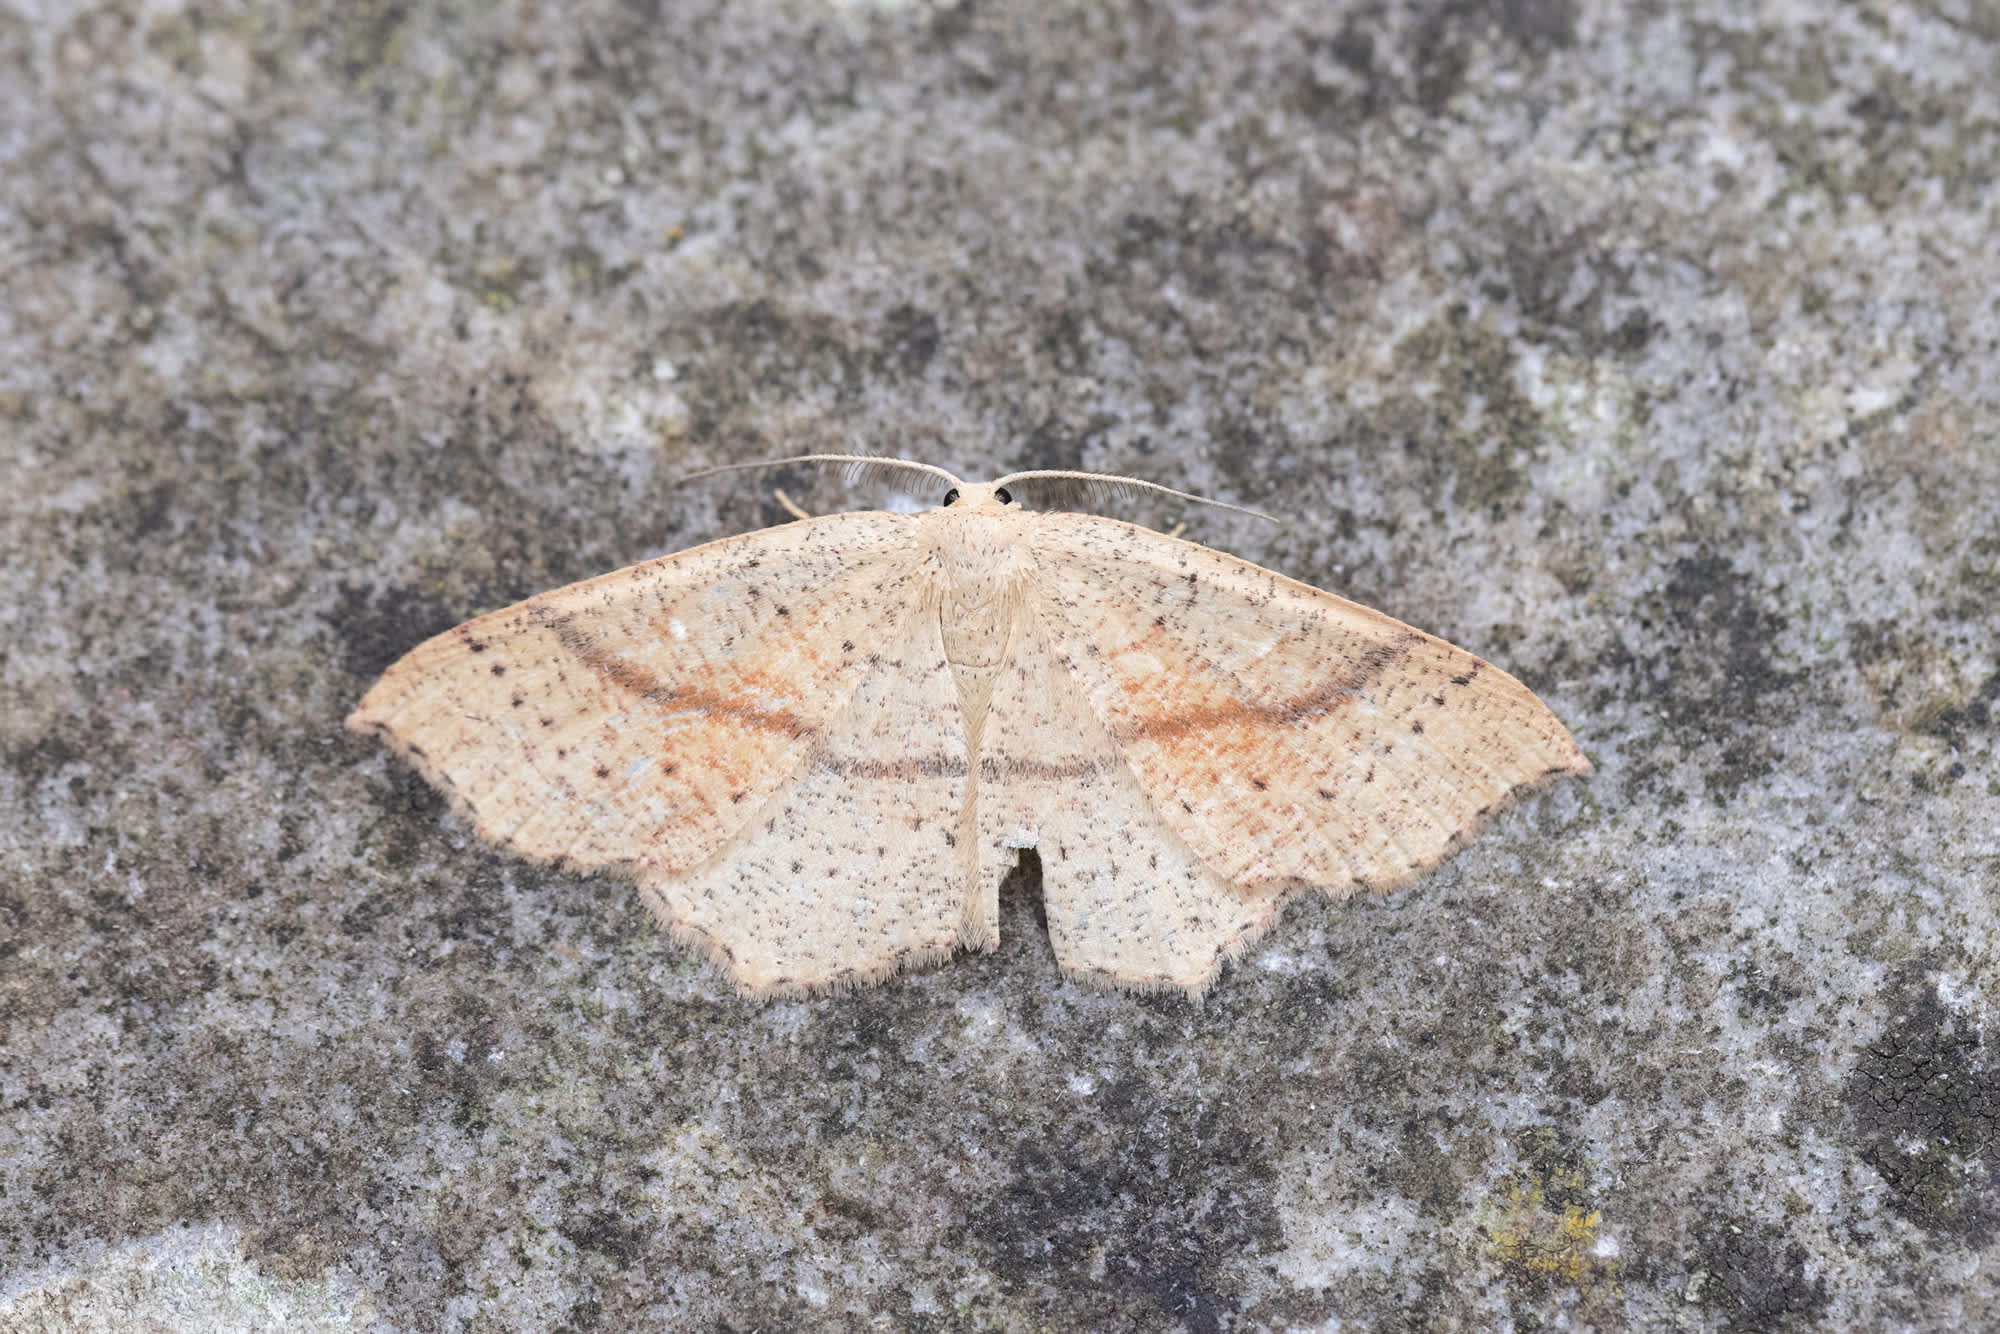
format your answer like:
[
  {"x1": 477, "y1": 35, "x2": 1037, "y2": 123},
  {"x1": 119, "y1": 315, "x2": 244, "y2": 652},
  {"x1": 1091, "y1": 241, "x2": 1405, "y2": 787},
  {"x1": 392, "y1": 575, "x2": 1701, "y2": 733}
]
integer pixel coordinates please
[{"x1": 1027, "y1": 514, "x2": 1589, "y2": 897}]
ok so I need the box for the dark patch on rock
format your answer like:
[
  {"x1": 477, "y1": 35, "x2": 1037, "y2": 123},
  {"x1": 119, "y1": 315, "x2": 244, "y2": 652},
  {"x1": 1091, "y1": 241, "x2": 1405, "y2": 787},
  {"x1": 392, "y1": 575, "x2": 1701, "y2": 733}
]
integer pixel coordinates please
[
  {"x1": 0, "y1": 888, "x2": 24, "y2": 965},
  {"x1": 1341, "y1": 1033, "x2": 1428, "y2": 1129},
  {"x1": 561, "y1": 1207, "x2": 655, "y2": 1268},
  {"x1": 330, "y1": 579, "x2": 463, "y2": 683},
  {"x1": 1468, "y1": 200, "x2": 1652, "y2": 356},
  {"x1": 879, "y1": 303, "x2": 941, "y2": 375},
  {"x1": 808, "y1": 985, "x2": 949, "y2": 1129},
  {"x1": 1412, "y1": 7, "x2": 1472, "y2": 109},
  {"x1": 65, "y1": 842, "x2": 231, "y2": 1017},
  {"x1": 4, "y1": 728, "x2": 78, "y2": 787},
  {"x1": 1385, "y1": 306, "x2": 1542, "y2": 515},
  {"x1": 126, "y1": 480, "x2": 180, "y2": 542},
  {"x1": 1267, "y1": 972, "x2": 1346, "y2": 1065},
  {"x1": 1697, "y1": 1220, "x2": 1830, "y2": 1331},
  {"x1": 412, "y1": 991, "x2": 507, "y2": 1136},
  {"x1": 442, "y1": 878, "x2": 510, "y2": 955},
  {"x1": 688, "y1": 299, "x2": 863, "y2": 437},
  {"x1": 1612, "y1": 307, "x2": 1658, "y2": 355},
  {"x1": 1728, "y1": 950, "x2": 1807, "y2": 1020},
  {"x1": 1511, "y1": 1125, "x2": 1593, "y2": 1213},
  {"x1": 1037, "y1": 307, "x2": 1094, "y2": 377},
  {"x1": 1848, "y1": 618, "x2": 1949, "y2": 723},
  {"x1": 1632, "y1": 550, "x2": 1801, "y2": 803},
  {"x1": 1918, "y1": 668, "x2": 2000, "y2": 751},
  {"x1": 1388, "y1": 1118, "x2": 1463, "y2": 1218},
  {"x1": 363, "y1": 764, "x2": 451, "y2": 872},
  {"x1": 1845, "y1": 963, "x2": 2000, "y2": 1242},
  {"x1": 965, "y1": 1093, "x2": 1281, "y2": 1332},
  {"x1": 1492, "y1": 0, "x2": 1577, "y2": 49},
  {"x1": 1538, "y1": 1040, "x2": 1614, "y2": 1109},
  {"x1": 1409, "y1": 0, "x2": 1575, "y2": 110},
  {"x1": 1295, "y1": 20, "x2": 1386, "y2": 124},
  {"x1": 244, "y1": 1220, "x2": 338, "y2": 1284}
]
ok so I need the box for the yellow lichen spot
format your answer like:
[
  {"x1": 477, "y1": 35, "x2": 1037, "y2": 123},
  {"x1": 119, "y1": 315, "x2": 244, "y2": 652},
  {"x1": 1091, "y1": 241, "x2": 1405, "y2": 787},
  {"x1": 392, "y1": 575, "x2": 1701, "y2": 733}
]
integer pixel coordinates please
[
  {"x1": 1479, "y1": 1133, "x2": 1621, "y2": 1326},
  {"x1": 1486, "y1": 1182, "x2": 1613, "y2": 1290}
]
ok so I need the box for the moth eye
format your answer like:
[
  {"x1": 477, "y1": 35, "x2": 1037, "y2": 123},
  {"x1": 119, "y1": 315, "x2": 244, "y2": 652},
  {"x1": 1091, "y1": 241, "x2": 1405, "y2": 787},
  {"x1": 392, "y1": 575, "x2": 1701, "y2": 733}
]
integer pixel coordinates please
[
  {"x1": 942, "y1": 488, "x2": 960, "y2": 506},
  {"x1": 995, "y1": 487, "x2": 1013, "y2": 505}
]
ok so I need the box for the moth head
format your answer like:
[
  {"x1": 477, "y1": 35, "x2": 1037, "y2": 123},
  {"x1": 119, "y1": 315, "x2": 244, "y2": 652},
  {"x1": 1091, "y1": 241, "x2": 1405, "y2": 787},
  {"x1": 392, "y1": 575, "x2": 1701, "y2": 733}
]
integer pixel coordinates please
[
  {"x1": 940, "y1": 482, "x2": 1017, "y2": 510},
  {"x1": 675, "y1": 454, "x2": 1274, "y2": 526}
]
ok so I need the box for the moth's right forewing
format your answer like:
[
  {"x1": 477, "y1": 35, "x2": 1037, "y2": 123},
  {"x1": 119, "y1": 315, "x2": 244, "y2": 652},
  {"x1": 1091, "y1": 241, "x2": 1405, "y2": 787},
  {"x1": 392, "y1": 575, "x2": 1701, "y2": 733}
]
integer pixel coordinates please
[{"x1": 346, "y1": 511, "x2": 925, "y2": 875}]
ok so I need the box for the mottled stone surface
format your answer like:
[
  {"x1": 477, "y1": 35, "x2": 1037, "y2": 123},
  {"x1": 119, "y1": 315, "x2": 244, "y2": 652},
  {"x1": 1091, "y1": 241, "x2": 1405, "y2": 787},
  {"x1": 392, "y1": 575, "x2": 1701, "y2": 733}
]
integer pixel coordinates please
[{"x1": 3, "y1": 1, "x2": 1996, "y2": 1329}]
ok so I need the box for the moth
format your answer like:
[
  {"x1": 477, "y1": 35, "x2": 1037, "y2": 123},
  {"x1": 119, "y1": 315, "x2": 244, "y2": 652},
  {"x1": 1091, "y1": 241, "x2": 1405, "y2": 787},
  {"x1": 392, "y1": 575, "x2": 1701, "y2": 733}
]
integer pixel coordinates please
[{"x1": 348, "y1": 458, "x2": 1588, "y2": 995}]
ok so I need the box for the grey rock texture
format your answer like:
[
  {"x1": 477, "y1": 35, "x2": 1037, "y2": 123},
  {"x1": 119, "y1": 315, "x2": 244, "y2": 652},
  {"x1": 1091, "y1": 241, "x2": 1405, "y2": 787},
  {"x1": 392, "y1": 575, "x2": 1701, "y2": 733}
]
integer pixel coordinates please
[{"x1": 3, "y1": 0, "x2": 1997, "y2": 1329}]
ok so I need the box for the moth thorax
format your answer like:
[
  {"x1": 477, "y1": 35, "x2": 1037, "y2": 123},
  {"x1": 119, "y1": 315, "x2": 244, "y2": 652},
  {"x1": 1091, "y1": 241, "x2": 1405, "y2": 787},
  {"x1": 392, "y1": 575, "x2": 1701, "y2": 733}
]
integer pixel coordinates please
[{"x1": 934, "y1": 513, "x2": 1028, "y2": 670}]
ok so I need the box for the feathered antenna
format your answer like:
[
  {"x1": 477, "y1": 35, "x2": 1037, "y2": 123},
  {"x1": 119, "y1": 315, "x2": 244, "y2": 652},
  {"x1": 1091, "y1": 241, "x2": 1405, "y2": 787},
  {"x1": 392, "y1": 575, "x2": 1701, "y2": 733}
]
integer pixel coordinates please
[
  {"x1": 993, "y1": 470, "x2": 1279, "y2": 525},
  {"x1": 678, "y1": 454, "x2": 966, "y2": 498}
]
